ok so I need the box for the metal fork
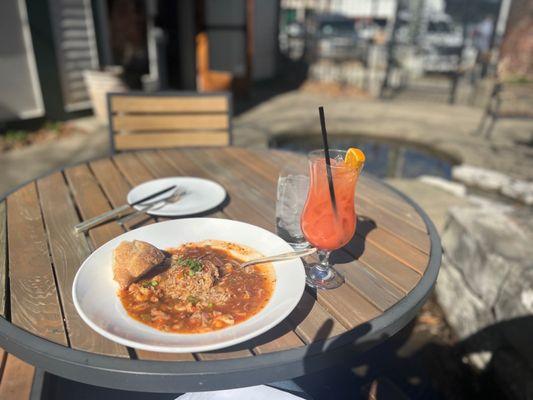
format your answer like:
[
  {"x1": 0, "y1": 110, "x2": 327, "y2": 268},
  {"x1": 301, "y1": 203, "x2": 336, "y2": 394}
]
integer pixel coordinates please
[{"x1": 117, "y1": 188, "x2": 186, "y2": 226}]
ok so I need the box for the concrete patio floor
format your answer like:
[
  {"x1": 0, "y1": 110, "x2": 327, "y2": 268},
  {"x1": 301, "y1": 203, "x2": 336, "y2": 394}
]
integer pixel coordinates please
[{"x1": 0, "y1": 117, "x2": 109, "y2": 195}]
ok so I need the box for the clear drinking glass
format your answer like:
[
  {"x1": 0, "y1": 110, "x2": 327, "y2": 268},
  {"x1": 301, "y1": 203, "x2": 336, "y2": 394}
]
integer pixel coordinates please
[
  {"x1": 300, "y1": 149, "x2": 360, "y2": 289},
  {"x1": 276, "y1": 164, "x2": 310, "y2": 249}
]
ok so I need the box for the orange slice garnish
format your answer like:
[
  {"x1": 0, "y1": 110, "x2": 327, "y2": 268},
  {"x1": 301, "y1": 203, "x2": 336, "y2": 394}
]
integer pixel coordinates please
[{"x1": 345, "y1": 147, "x2": 365, "y2": 173}]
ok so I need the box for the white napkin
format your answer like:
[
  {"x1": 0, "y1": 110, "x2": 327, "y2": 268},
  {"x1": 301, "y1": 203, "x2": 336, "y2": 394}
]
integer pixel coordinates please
[{"x1": 175, "y1": 385, "x2": 305, "y2": 400}]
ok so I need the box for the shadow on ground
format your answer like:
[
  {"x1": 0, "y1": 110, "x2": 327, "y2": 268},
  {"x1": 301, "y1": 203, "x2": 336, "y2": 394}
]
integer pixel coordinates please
[
  {"x1": 233, "y1": 56, "x2": 309, "y2": 116},
  {"x1": 42, "y1": 315, "x2": 533, "y2": 399}
]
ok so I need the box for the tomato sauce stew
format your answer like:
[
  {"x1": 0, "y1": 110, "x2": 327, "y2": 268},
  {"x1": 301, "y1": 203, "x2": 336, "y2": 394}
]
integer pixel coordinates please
[{"x1": 118, "y1": 243, "x2": 275, "y2": 333}]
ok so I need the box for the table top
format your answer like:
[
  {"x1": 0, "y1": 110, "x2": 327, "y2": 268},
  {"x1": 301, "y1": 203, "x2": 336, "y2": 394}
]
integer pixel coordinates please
[{"x1": 0, "y1": 147, "x2": 440, "y2": 393}]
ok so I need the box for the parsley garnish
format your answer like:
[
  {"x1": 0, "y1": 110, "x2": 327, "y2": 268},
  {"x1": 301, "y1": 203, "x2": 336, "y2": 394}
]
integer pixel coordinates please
[{"x1": 177, "y1": 256, "x2": 203, "y2": 275}]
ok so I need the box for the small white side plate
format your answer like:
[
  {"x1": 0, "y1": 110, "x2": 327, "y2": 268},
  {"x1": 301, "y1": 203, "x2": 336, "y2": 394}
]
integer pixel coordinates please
[
  {"x1": 72, "y1": 218, "x2": 306, "y2": 353},
  {"x1": 127, "y1": 177, "x2": 226, "y2": 217}
]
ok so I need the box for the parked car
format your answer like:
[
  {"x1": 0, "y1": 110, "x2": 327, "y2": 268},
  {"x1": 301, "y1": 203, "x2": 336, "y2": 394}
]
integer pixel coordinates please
[
  {"x1": 307, "y1": 14, "x2": 367, "y2": 62},
  {"x1": 419, "y1": 14, "x2": 464, "y2": 73},
  {"x1": 279, "y1": 21, "x2": 305, "y2": 59}
]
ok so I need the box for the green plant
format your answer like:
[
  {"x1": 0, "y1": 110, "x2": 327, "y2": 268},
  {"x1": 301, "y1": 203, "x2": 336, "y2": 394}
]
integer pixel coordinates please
[
  {"x1": 504, "y1": 75, "x2": 533, "y2": 84},
  {"x1": 4, "y1": 130, "x2": 28, "y2": 143},
  {"x1": 44, "y1": 121, "x2": 62, "y2": 134}
]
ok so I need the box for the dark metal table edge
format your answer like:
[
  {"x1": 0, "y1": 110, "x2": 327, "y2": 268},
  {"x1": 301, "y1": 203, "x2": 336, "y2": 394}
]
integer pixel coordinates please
[{"x1": 0, "y1": 151, "x2": 442, "y2": 393}]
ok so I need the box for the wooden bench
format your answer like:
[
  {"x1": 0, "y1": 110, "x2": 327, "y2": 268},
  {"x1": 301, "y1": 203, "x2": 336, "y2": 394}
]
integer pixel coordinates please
[{"x1": 107, "y1": 91, "x2": 232, "y2": 152}]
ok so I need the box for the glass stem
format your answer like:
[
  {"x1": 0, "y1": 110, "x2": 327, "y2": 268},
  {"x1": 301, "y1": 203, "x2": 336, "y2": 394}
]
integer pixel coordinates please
[{"x1": 316, "y1": 250, "x2": 331, "y2": 272}]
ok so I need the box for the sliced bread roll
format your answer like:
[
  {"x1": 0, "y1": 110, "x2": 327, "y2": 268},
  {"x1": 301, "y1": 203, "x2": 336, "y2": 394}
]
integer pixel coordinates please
[{"x1": 113, "y1": 240, "x2": 166, "y2": 288}]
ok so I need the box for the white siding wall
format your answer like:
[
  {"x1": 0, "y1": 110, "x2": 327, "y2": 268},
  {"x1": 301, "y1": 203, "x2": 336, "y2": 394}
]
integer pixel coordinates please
[
  {"x1": 337, "y1": 0, "x2": 397, "y2": 19},
  {"x1": 0, "y1": 0, "x2": 44, "y2": 121},
  {"x1": 48, "y1": 0, "x2": 99, "y2": 112}
]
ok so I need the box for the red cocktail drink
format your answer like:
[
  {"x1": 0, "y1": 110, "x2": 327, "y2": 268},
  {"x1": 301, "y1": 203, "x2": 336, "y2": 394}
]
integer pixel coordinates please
[{"x1": 300, "y1": 149, "x2": 362, "y2": 289}]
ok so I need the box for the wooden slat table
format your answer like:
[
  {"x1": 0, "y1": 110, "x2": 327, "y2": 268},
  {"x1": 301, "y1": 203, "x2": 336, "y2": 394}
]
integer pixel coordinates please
[{"x1": 0, "y1": 148, "x2": 441, "y2": 393}]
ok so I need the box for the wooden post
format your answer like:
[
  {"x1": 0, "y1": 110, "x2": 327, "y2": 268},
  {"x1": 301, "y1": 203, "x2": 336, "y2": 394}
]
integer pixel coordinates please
[
  {"x1": 380, "y1": 0, "x2": 402, "y2": 99},
  {"x1": 26, "y1": 0, "x2": 66, "y2": 119},
  {"x1": 177, "y1": 0, "x2": 197, "y2": 90},
  {"x1": 245, "y1": 0, "x2": 254, "y2": 92},
  {"x1": 91, "y1": 0, "x2": 113, "y2": 66},
  {"x1": 449, "y1": 1, "x2": 469, "y2": 104}
]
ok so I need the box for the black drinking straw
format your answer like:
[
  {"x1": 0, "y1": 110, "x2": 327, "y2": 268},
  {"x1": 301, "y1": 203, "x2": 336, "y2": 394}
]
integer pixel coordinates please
[{"x1": 318, "y1": 106, "x2": 337, "y2": 213}]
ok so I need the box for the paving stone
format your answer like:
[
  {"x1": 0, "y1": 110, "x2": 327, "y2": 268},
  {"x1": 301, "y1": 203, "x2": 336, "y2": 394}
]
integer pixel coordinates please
[
  {"x1": 435, "y1": 257, "x2": 492, "y2": 338},
  {"x1": 436, "y1": 203, "x2": 533, "y2": 397},
  {"x1": 453, "y1": 164, "x2": 533, "y2": 205},
  {"x1": 452, "y1": 165, "x2": 510, "y2": 191},
  {"x1": 501, "y1": 179, "x2": 533, "y2": 205},
  {"x1": 418, "y1": 175, "x2": 467, "y2": 197}
]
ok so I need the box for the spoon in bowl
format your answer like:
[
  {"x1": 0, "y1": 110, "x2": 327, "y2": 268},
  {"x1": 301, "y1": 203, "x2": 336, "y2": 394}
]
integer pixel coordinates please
[{"x1": 236, "y1": 247, "x2": 317, "y2": 270}]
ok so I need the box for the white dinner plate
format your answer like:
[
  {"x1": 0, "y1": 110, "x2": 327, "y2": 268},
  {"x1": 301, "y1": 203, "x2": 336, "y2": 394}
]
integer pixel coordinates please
[
  {"x1": 127, "y1": 177, "x2": 226, "y2": 217},
  {"x1": 72, "y1": 218, "x2": 306, "y2": 353}
]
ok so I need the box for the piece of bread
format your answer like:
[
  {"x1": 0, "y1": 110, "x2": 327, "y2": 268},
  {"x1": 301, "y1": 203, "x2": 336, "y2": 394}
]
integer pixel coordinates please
[{"x1": 113, "y1": 240, "x2": 166, "y2": 288}]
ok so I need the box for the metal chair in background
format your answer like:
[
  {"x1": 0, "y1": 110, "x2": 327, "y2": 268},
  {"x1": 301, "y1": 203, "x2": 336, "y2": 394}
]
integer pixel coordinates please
[{"x1": 476, "y1": 81, "x2": 533, "y2": 138}]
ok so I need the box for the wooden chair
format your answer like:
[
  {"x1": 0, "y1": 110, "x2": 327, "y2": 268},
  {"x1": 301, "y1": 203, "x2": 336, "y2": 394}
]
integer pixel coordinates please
[
  {"x1": 196, "y1": 32, "x2": 234, "y2": 92},
  {"x1": 107, "y1": 92, "x2": 232, "y2": 153}
]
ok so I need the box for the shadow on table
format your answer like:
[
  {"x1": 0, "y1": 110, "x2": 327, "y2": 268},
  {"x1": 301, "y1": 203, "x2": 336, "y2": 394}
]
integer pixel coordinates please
[
  {"x1": 40, "y1": 314, "x2": 533, "y2": 399},
  {"x1": 331, "y1": 216, "x2": 377, "y2": 264},
  {"x1": 286, "y1": 318, "x2": 401, "y2": 399}
]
